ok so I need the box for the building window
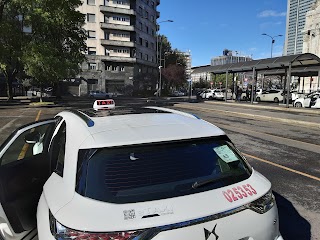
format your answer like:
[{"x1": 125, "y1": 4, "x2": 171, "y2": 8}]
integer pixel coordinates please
[
  {"x1": 89, "y1": 63, "x2": 97, "y2": 70},
  {"x1": 87, "y1": 0, "x2": 95, "y2": 5},
  {"x1": 145, "y1": 54, "x2": 148, "y2": 61},
  {"x1": 87, "y1": 13, "x2": 95, "y2": 23},
  {"x1": 105, "y1": 64, "x2": 111, "y2": 71},
  {"x1": 88, "y1": 47, "x2": 96, "y2": 55},
  {"x1": 88, "y1": 30, "x2": 96, "y2": 39},
  {"x1": 145, "y1": 40, "x2": 149, "y2": 48},
  {"x1": 120, "y1": 66, "x2": 125, "y2": 72},
  {"x1": 139, "y1": 37, "x2": 143, "y2": 45},
  {"x1": 112, "y1": 65, "x2": 118, "y2": 71}
]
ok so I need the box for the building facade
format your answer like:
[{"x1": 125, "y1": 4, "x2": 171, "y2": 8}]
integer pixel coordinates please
[
  {"x1": 301, "y1": 0, "x2": 320, "y2": 92},
  {"x1": 211, "y1": 50, "x2": 252, "y2": 66},
  {"x1": 284, "y1": 0, "x2": 316, "y2": 55},
  {"x1": 77, "y1": 0, "x2": 160, "y2": 96}
]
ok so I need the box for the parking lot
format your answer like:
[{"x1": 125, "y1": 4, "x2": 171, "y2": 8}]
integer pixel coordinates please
[{"x1": 0, "y1": 98, "x2": 319, "y2": 239}]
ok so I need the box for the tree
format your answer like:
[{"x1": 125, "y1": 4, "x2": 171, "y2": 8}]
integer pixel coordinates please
[
  {"x1": 161, "y1": 64, "x2": 186, "y2": 92},
  {"x1": 0, "y1": 0, "x2": 86, "y2": 100},
  {"x1": 157, "y1": 35, "x2": 187, "y2": 93}
]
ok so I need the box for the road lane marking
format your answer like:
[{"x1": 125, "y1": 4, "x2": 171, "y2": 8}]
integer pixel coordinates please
[
  {"x1": 215, "y1": 122, "x2": 320, "y2": 154},
  {"x1": 35, "y1": 110, "x2": 42, "y2": 122},
  {"x1": 18, "y1": 110, "x2": 42, "y2": 160},
  {"x1": 0, "y1": 119, "x2": 17, "y2": 133},
  {"x1": 174, "y1": 104, "x2": 320, "y2": 129},
  {"x1": 243, "y1": 153, "x2": 320, "y2": 182}
]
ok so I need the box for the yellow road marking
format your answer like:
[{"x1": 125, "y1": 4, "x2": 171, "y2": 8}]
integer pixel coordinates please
[
  {"x1": 18, "y1": 110, "x2": 42, "y2": 160},
  {"x1": 243, "y1": 153, "x2": 320, "y2": 182}
]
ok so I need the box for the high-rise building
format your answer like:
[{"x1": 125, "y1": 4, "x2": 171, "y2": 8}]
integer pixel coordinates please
[
  {"x1": 77, "y1": 0, "x2": 160, "y2": 96},
  {"x1": 182, "y1": 50, "x2": 192, "y2": 78},
  {"x1": 284, "y1": 0, "x2": 316, "y2": 55}
]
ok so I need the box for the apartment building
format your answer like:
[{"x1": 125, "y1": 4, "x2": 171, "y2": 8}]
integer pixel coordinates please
[
  {"x1": 284, "y1": 0, "x2": 316, "y2": 55},
  {"x1": 211, "y1": 50, "x2": 252, "y2": 66},
  {"x1": 77, "y1": 0, "x2": 160, "y2": 95}
]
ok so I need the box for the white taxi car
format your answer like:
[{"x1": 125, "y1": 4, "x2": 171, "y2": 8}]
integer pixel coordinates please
[
  {"x1": 256, "y1": 89, "x2": 284, "y2": 103},
  {"x1": 293, "y1": 91, "x2": 320, "y2": 108},
  {"x1": 0, "y1": 107, "x2": 283, "y2": 240}
]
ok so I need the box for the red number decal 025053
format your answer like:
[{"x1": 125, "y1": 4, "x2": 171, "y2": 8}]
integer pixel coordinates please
[{"x1": 223, "y1": 184, "x2": 257, "y2": 203}]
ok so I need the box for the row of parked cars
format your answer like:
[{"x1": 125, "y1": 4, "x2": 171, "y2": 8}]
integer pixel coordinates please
[{"x1": 199, "y1": 88, "x2": 320, "y2": 109}]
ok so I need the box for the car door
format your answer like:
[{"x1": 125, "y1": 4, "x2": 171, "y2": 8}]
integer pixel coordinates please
[
  {"x1": 0, "y1": 119, "x2": 56, "y2": 239},
  {"x1": 303, "y1": 95, "x2": 312, "y2": 107}
]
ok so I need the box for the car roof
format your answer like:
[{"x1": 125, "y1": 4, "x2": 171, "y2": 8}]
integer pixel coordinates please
[{"x1": 57, "y1": 107, "x2": 226, "y2": 149}]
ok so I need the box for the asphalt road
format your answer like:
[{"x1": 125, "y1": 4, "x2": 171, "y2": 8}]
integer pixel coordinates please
[{"x1": 0, "y1": 98, "x2": 319, "y2": 239}]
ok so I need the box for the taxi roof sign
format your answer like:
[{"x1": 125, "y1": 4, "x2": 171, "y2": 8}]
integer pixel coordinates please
[{"x1": 93, "y1": 99, "x2": 115, "y2": 111}]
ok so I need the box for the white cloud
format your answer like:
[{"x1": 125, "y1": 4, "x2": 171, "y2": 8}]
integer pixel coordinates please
[{"x1": 258, "y1": 10, "x2": 286, "y2": 18}]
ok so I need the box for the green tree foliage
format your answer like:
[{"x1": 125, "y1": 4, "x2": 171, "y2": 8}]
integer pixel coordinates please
[
  {"x1": 0, "y1": 0, "x2": 86, "y2": 100},
  {"x1": 158, "y1": 34, "x2": 187, "y2": 93}
]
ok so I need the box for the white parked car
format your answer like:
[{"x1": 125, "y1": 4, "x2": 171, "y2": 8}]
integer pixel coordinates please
[
  {"x1": 200, "y1": 89, "x2": 219, "y2": 100},
  {"x1": 256, "y1": 89, "x2": 284, "y2": 103},
  {"x1": 0, "y1": 107, "x2": 283, "y2": 240},
  {"x1": 294, "y1": 92, "x2": 320, "y2": 108},
  {"x1": 215, "y1": 89, "x2": 233, "y2": 100}
]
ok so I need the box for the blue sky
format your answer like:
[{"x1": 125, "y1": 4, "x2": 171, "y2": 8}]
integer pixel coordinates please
[{"x1": 158, "y1": 0, "x2": 288, "y2": 66}]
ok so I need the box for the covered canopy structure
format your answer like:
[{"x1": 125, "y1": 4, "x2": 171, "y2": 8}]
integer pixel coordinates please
[{"x1": 192, "y1": 53, "x2": 320, "y2": 107}]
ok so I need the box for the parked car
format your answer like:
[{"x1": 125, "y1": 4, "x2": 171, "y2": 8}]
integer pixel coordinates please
[
  {"x1": 256, "y1": 89, "x2": 284, "y2": 103},
  {"x1": 200, "y1": 89, "x2": 220, "y2": 100},
  {"x1": 0, "y1": 107, "x2": 282, "y2": 240},
  {"x1": 215, "y1": 89, "x2": 233, "y2": 100},
  {"x1": 169, "y1": 90, "x2": 186, "y2": 97},
  {"x1": 294, "y1": 91, "x2": 320, "y2": 108},
  {"x1": 89, "y1": 90, "x2": 110, "y2": 99}
]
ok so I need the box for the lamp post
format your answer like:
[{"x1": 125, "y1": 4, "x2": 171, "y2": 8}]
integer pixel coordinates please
[
  {"x1": 261, "y1": 33, "x2": 283, "y2": 58},
  {"x1": 156, "y1": 20, "x2": 173, "y2": 97}
]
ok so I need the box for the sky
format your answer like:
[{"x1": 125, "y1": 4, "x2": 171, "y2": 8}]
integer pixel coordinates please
[{"x1": 158, "y1": 0, "x2": 288, "y2": 67}]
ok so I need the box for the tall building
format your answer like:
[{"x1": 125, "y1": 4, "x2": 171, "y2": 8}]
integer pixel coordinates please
[
  {"x1": 77, "y1": 0, "x2": 160, "y2": 96},
  {"x1": 211, "y1": 49, "x2": 252, "y2": 66},
  {"x1": 182, "y1": 50, "x2": 192, "y2": 78},
  {"x1": 284, "y1": 0, "x2": 316, "y2": 55}
]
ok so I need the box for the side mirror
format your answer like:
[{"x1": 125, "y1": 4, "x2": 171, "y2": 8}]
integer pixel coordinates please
[{"x1": 25, "y1": 131, "x2": 41, "y2": 144}]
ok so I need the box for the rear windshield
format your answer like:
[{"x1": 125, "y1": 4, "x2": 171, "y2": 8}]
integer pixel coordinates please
[{"x1": 76, "y1": 137, "x2": 252, "y2": 203}]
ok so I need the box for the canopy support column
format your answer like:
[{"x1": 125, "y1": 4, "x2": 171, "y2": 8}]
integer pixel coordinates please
[
  {"x1": 225, "y1": 71, "x2": 228, "y2": 102},
  {"x1": 251, "y1": 67, "x2": 256, "y2": 104},
  {"x1": 286, "y1": 63, "x2": 292, "y2": 108}
]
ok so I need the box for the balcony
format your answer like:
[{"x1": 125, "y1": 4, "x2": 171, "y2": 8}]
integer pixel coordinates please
[
  {"x1": 100, "y1": 23, "x2": 135, "y2": 31},
  {"x1": 100, "y1": 5, "x2": 135, "y2": 15},
  {"x1": 136, "y1": 58, "x2": 157, "y2": 67},
  {"x1": 101, "y1": 56, "x2": 137, "y2": 63},
  {"x1": 156, "y1": 0, "x2": 160, "y2": 6},
  {"x1": 101, "y1": 39, "x2": 135, "y2": 48},
  {"x1": 156, "y1": 11, "x2": 160, "y2": 19}
]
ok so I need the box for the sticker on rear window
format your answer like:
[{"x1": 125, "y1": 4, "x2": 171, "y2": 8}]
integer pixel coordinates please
[{"x1": 213, "y1": 145, "x2": 239, "y2": 163}]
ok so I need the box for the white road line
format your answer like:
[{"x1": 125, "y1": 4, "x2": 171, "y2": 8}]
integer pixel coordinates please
[{"x1": 0, "y1": 119, "x2": 17, "y2": 133}]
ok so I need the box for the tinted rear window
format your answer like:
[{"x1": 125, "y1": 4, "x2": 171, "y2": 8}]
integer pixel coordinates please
[{"x1": 76, "y1": 137, "x2": 251, "y2": 203}]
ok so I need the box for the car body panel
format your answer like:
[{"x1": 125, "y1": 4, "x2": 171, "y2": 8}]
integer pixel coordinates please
[{"x1": 52, "y1": 170, "x2": 270, "y2": 232}]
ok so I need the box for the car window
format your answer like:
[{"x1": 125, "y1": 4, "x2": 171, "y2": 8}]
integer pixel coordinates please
[
  {"x1": 0, "y1": 124, "x2": 53, "y2": 166},
  {"x1": 76, "y1": 137, "x2": 252, "y2": 204},
  {"x1": 50, "y1": 122, "x2": 66, "y2": 176}
]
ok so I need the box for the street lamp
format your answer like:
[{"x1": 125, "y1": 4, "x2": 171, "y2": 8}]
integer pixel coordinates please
[
  {"x1": 261, "y1": 33, "x2": 283, "y2": 58},
  {"x1": 156, "y1": 20, "x2": 173, "y2": 97}
]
